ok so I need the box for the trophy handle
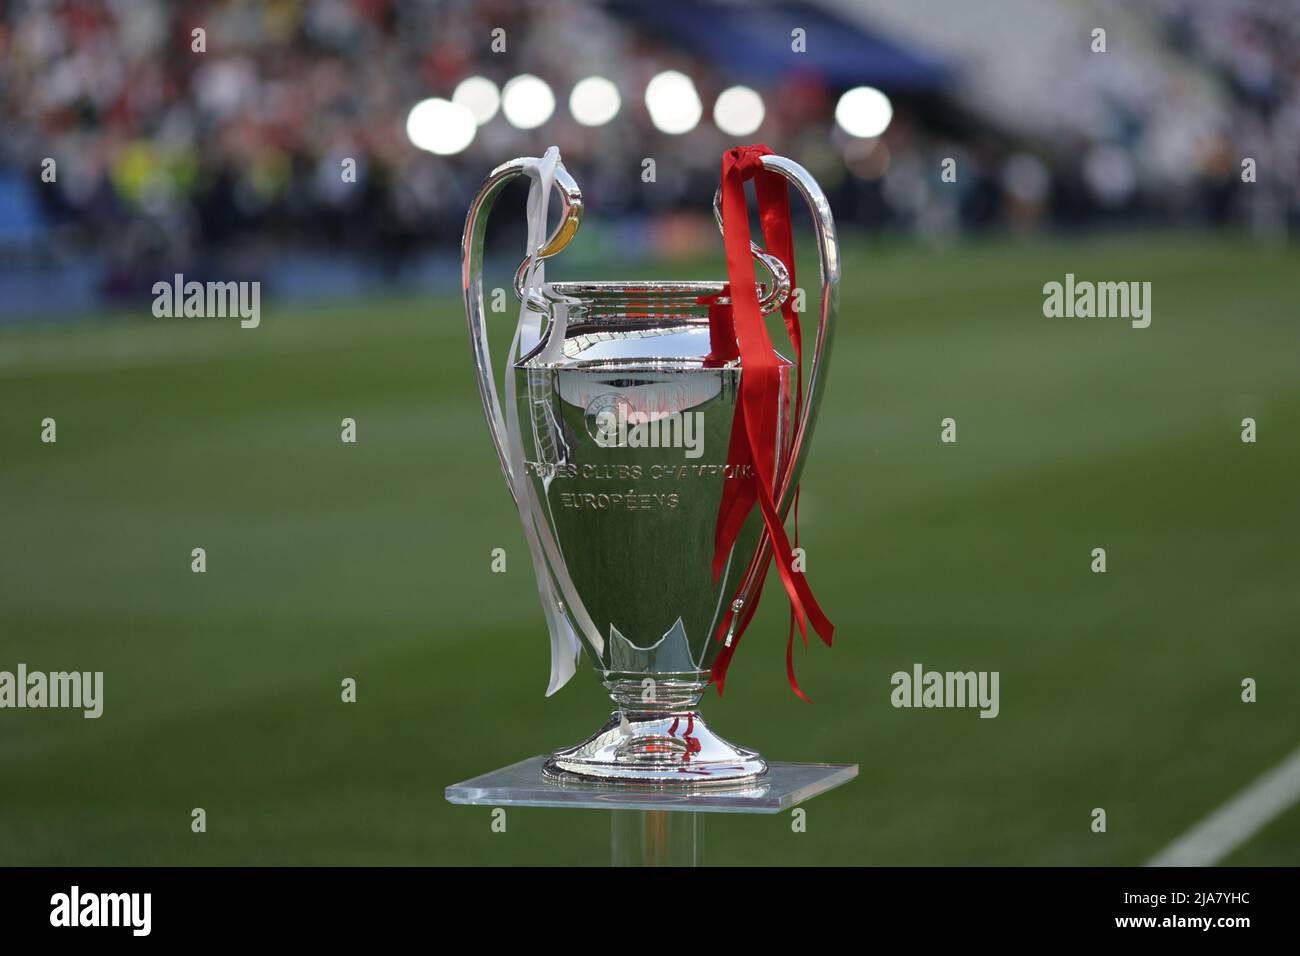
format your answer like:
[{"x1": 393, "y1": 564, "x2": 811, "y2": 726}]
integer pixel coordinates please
[
  {"x1": 709, "y1": 207, "x2": 792, "y2": 315},
  {"x1": 461, "y1": 157, "x2": 583, "y2": 491},
  {"x1": 713, "y1": 155, "x2": 840, "y2": 634},
  {"x1": 710, "y1": 154, "x2": 839, "y2": 510},
  {"x1": 759, "y1": 154, "x2": 839, "y2": 508}
]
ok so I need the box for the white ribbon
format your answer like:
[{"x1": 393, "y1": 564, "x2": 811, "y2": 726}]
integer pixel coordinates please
[{"x1": 498, "y1": 147, "x2": 604, "y2": 695}]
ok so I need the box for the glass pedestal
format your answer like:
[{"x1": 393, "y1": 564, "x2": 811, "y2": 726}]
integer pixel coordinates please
[{"x1": 446, "y1": 755, "x2": 858, "y2": 866}]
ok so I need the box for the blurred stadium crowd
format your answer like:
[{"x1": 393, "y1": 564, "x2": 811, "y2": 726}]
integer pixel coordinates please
[{"x1": 0, "y1": 0, "x2": 1296, "y2": 307}]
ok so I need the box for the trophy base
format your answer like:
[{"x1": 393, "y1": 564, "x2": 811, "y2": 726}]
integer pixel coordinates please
[{"x1": 542, "y1": 709, "x2": 769, "y2": 788}]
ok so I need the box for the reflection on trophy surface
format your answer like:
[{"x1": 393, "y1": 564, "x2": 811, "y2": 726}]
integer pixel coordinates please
[{"x1": 463, "y1": 147, "x2": 838, "y2": 787}]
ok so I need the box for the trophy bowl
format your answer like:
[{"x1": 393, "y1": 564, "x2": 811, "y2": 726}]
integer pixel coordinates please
[{"x1": 462, "y1": 152, "x2": 838, "y2": 788}]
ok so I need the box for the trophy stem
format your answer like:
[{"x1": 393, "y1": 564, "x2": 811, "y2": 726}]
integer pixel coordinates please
[{"x1": 542, "y1": 677, "x2": 769, "y2": 788}]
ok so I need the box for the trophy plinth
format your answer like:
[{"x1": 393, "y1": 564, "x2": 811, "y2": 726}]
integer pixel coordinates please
[{"x1": 543, "y1": 677, "x2": 768, "y2": 787}]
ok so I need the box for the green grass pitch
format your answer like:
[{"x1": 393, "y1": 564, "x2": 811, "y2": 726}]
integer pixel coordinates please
[{"x1": 0, "y1": 234, "x2": 1296, "y2": 864}]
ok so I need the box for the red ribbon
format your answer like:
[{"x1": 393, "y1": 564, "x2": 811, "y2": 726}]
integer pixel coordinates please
[{"x1": 706, "y1": 144, "x2": 833, "y2": 700}]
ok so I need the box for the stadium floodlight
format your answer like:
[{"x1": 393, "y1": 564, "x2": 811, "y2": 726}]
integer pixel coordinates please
[
  {"x1": 645, "y1": 70, "x2": 702, "y2": 135},
  {"x1": 453, "y1": 76, "x2": 500, "y2": 126},
  {"x1": 501, "y1": 74, "x2": 556, "y2": 130},
  {"x1": 569, "y1": 76, "x2": 621, "y2": 127},
  {"x1": 713, "y1": 85, "x2": 765, "y2": 137},
  {"x1": 406, "y1": 98, "x2": 476, "y2": 155},
  {"x1": 835, "y1": 86, "x2": 893, "y2": 138}
]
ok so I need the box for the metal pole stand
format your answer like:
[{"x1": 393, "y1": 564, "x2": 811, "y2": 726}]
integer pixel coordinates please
[{"x1": 611, "y1": 810, "x2": 703, "y2": 867}]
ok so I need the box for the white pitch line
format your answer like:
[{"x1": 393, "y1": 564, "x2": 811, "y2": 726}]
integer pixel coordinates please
[{"x1": 1147, "y1": 743, "x2": 1300, "y2": 867}]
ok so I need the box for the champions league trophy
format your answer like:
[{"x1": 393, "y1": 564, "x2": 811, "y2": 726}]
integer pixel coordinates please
[{"x1": 461, "y1": 146, "x2": 838, "y2": 788}]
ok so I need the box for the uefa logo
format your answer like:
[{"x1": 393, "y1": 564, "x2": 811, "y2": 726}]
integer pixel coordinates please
[
  {"x1": 582, "y1": 392, "x2": 705, "y2": 459},
  {"x1": 583, "y1": 392, "x2": 636, "y2": 448}
]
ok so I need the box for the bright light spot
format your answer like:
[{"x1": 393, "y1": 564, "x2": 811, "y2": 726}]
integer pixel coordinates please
[
  {"x1": 453, "y1": 76, "x2": 500, "y2": 125},
  {"x1": 713, "y1": 85, "x2": 765, "y2": 137},
  {"x1": 569, "y1": 76, "x2": 621, "y2": 126},
  {"x1": 501, "y1": 74, "x2": 555, "y2": 130},
  {"x1": 405, "y1": 98, "x2": 476, "y2": 155},
  {"x1": 835, "y1": 86, "x2": 893, "y2": 138},
  {"x1": 645, "y1": 70, "x2": 702, "y2": 135}
]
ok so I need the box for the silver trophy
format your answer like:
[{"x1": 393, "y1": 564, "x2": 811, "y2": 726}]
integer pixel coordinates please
[{"x1": 462, "y1": 151, "x2": 837, "y2": 786}]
